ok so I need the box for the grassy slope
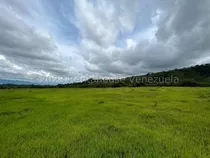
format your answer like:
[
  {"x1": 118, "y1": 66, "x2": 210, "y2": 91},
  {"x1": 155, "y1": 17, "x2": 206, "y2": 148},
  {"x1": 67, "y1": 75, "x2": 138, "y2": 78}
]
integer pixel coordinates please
[{"x1": 0, "y1": 88, "x2": 210, "y2": 158}]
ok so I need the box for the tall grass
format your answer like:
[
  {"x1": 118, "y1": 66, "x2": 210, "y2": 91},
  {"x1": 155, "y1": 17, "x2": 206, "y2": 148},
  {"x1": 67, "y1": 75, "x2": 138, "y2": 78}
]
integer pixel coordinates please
[{"x1": 0, "y1": 88, "x2": 209, "y2": 157}]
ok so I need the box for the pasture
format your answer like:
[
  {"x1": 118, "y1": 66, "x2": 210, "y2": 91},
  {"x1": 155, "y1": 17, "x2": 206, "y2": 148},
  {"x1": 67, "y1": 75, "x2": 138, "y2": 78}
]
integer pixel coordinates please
[{"x1": 0, "y1": 88, "x2": 210, "y2": 157}]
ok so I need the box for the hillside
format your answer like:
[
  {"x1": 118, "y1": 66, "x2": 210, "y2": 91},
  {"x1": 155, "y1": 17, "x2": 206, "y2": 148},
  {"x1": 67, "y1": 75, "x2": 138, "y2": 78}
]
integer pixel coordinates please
[
  {"x1": 1, "y1": 64, "x2": 210, "y2": 89},
  {"x1": 59, "y1": 64, "x2": 210, "y2": 88}
]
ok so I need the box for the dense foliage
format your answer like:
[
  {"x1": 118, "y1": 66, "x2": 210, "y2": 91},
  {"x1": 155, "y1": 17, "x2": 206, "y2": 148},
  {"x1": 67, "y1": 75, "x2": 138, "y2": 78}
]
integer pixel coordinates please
[{"x1": 58, "y1": 64, "x2": 210, "y2": 88}]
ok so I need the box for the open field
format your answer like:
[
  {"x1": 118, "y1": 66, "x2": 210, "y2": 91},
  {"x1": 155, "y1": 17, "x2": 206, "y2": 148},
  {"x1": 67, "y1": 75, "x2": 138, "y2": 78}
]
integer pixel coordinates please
[{"x1": 0, "y1": 88, "x2": 210, "y2": 158}]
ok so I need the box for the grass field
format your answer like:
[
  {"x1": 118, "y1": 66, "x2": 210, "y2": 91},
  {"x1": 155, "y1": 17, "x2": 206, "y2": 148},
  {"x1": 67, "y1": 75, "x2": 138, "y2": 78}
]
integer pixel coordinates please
[{"x1": 0, "y1": 88, "x2": 210, "y2": 158}]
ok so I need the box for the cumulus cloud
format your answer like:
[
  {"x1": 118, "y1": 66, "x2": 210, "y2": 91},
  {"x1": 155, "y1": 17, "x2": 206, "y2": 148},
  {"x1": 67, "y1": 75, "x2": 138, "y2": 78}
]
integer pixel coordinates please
[
  {"x1": 0, "y1": 0, "x2": 210, "y2": 82},
  {"x1": 76, "y1": 0, "x2": 210, "y2": 76},
  {"x1": 0, "y1": 1, "x2": 76, "y2": 80}
]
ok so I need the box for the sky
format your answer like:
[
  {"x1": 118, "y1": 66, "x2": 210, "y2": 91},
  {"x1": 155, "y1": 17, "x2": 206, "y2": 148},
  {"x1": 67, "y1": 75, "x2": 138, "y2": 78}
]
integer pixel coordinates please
[{"x1": 0, "y1": 0, "x2": 210, "y2": 83}]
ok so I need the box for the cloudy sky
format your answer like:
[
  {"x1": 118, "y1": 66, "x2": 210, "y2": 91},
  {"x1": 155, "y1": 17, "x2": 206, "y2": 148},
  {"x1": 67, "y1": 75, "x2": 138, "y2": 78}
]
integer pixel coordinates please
[{"x1": 0, "y1": 0, "x2": 210, "y2": 83}]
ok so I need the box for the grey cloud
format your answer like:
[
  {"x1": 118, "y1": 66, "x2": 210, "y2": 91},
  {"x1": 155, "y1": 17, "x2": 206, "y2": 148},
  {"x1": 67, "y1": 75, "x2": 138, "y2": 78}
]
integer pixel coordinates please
[
  {"x1": 83, "y1": 0, "x2": 210, "y2": 77},
  {"x1": 155, "y1": 0, "x2": 210, "y2": 66},
  {"x1": 75, "y1": 0, "x2": 142, "y2": 48},
  {"x1": 0, "y1": 2, "x2": 70, "y2": 79}
]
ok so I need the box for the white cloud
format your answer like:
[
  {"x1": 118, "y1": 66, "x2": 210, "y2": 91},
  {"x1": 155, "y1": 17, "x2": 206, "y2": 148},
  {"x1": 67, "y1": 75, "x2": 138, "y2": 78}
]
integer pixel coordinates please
[
  {"x1": 76, "y1": 0, "x2": 210, "y2": 76},
  {"x1": 0, "y1": 55, "x2": 5, "y2": 60},
  {"x1": 75, "y1": 0, "x2": 118, "y2": 47},
  {"x1": 126, "y1": 39, "x2": 137, "y2": 49}
]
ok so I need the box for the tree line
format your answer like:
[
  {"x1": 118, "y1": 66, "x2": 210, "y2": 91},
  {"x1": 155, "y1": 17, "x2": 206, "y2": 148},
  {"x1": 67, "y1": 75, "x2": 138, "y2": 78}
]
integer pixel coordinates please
[{"x1": 1, "y1": 64, "x2": 210, "y2": 89}]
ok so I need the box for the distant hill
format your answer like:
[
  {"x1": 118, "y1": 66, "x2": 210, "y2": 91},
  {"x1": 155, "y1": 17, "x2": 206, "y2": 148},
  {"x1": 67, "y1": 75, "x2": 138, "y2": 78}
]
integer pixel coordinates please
[
  {"x1": 58, "y1": 64, "x2": 210, "y2": 88},
  {"x1": 1, "y1": 64, "x2": 210, "y2": 89},
  {"x1": 0, "y1": 79, "x2": 34, "y2": 85}
]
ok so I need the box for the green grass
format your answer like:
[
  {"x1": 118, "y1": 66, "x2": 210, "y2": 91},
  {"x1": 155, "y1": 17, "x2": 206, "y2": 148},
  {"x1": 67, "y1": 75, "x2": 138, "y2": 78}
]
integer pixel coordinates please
[{"x1": 0, "y1": 87, "x2": 210, "y2": 158}]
